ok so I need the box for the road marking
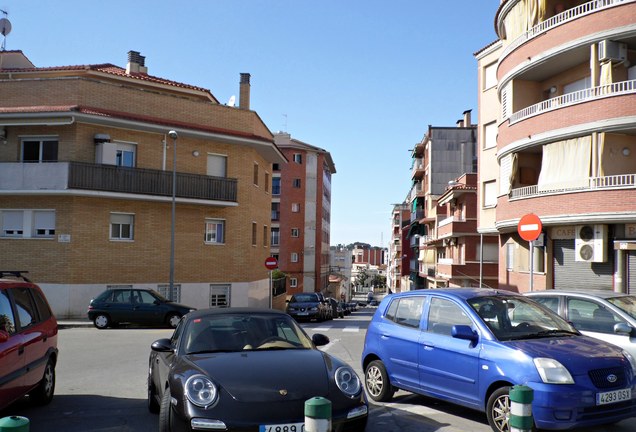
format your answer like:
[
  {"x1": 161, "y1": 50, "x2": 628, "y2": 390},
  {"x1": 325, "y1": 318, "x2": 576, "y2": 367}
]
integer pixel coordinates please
[{"x1": 343, "y1": 327, "x2": 359, "y2": 332}]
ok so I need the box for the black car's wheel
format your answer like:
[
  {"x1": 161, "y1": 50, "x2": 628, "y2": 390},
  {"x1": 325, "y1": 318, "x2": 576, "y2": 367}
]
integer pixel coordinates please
[
  {"x1": 166, "y1": 313, "x2": 181, "y2": 329},
  {"x1": 147, "y1": 370, "x2": 160, "y2": 413},
  {"x1": 159, "y1": 387, "x2": 172, "y2": 432},
  {"x1": 30, "y1": 359, "x2": 55, "y2": 405},
  {"x1": 93, "y1": 313, "x2": 110, "y2": 329},
  {"x1": 487, "y1": 386, "x2": 514, "y2": 432},
  {"x1": 364, "y1": 360, "x2": 395, "y2": 402}
]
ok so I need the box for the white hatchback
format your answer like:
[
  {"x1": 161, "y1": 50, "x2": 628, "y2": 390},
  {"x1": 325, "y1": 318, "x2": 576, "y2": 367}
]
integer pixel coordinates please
[{"x1": 526, "y1": 290, "x2": 636, "y2": 358}]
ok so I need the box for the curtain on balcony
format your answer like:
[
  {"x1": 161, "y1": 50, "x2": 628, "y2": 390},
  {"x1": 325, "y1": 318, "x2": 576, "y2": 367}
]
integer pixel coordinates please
[
  {"x1": 419, "y1": 249, "x2": 435, "y2": 264},
  {"x1": 537, "y1": 136, "x2": 591, "y2": 191},
  {"x1": 600, "y1": 60, "x2": 613, "y2": 86},
  {"x1": 502, "y1": 0, "x2": 547, "y2": 41}
]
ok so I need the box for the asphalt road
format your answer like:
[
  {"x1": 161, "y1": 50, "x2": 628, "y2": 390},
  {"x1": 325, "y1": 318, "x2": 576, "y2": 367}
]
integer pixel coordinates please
[{"x1": 3, "y1": 307, "x2": 636, "y2": 431}]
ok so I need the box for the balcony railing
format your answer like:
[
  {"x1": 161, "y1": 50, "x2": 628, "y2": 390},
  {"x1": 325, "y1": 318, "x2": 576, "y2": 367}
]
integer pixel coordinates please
[
  {"x1": 509, "y1": 80, "x2": 636, "y2": 124},
  {"x1": 501, "y1": 0, "x2": 634, "y2": 60},
  {"x1": 510, "y1": 173, "x2": 636, "y2": 199},
  {"x1": 1, "y1": 161, "x2": 238, "y2": 202}
]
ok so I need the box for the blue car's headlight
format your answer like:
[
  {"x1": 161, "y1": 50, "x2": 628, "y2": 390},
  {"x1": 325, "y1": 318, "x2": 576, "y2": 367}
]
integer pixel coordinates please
[
  {"x1": 534, "y1": 358, "x2": 574, "y2": 384},
  {"x1": 335, "y1": 366, "x2": 362, "y2": 397},
  {"x1": 185, "y1": 374, "x2": 218, "y2": 408}
]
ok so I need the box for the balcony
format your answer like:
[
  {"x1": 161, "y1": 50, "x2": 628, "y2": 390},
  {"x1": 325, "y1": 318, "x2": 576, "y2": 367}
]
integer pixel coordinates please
[
  {"x1": 0, "y1": 161, "x2": 238, "y2": 202},
  {"x1": 511, "y1": 173, "x2": 636, "y2": 200},
  {"x1": 411, "y1": 158, "x2": 425, "y2": 180},
  {"x1": 437, "y1": 216, "x2": 477, "y2": 238}
]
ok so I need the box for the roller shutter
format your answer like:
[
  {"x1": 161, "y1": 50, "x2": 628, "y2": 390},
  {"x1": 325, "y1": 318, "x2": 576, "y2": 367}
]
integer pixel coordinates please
[
  {"x1": 553, "y1": 239, "x2": 613, "y2": 290},
  {"x1": 629, "y1": 252, "x2": 636, "y2": 295}
]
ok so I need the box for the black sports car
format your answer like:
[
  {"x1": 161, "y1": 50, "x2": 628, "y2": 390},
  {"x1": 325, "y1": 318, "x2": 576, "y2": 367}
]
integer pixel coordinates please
[{"x1": 148, "y1": 308, "x2": 368, "y2": 432}]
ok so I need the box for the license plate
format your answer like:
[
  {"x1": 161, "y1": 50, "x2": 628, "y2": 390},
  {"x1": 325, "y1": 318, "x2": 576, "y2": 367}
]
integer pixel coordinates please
[
  {"x1": 596, "y1": 388, "x2": 632, "y2": 405},
  {"x1": 297, "y1": 312, "x2": 309, "y2": 316},
  {"x1": 259, "y1": 422, "x2": 304, "y2": 432}
]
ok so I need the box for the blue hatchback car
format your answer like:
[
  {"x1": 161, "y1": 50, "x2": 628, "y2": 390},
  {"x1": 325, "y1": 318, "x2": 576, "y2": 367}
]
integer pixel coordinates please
[{"x1": 362, "y1": 288, "x2": 636, "y2": 431}]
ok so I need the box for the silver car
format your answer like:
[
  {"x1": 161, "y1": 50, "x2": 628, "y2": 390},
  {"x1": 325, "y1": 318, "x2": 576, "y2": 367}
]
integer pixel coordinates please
[{"x1": 525, "y1": 290, "x2": 636, "y2": 357}]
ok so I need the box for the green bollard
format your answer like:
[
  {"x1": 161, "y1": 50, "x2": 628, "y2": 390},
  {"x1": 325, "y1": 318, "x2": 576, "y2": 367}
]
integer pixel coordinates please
[
  {"x1": 304, "y1": 397, "x2": 331, "y2": 432},
  {"x1": 509, "y1": 385, "x2": 534, "y2": 432},
  {"x1": 0, "y1": 416, "x2": 30, "y2": 432}
]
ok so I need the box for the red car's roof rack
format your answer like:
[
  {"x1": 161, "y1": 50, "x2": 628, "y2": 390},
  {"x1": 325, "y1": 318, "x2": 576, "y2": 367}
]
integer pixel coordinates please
[{"x1": 0, "y1": 271, "x2": 32, "y2": 282}]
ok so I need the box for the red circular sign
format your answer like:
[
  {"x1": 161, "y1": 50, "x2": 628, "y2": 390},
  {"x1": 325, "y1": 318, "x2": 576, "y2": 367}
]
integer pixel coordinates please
[
  {"x1": 517, "y1": 213, "x2": 542, "y2": 242},
  {"x1": 264, "y1": 257, "x2": 278, "y2": 270}
]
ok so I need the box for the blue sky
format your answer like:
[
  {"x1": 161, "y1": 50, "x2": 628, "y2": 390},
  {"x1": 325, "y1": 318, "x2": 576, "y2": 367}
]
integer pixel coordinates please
[{"x1": 2, "y1": 1, "x2": 499, "y2": 247}]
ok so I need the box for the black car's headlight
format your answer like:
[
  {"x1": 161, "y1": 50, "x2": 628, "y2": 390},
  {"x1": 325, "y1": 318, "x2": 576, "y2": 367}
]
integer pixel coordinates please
[
  {"x1": 335, "y1": 366, "x2": 361, "y2": 397},
  {"x1": 185, "y1": 374, "x2": 218, "y2": 408}
]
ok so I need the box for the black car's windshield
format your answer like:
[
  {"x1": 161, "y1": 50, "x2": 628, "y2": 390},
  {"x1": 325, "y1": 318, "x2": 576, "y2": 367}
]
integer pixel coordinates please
[
  {"x1": 183, "y1": 313, "x2": 314, "y2": 354},
  {"x1": 469, "y1": 295, "x2": 579, "y2": 341},
  {"x1": 290, "y1": 294, "x2": 319, "y2": 303}
]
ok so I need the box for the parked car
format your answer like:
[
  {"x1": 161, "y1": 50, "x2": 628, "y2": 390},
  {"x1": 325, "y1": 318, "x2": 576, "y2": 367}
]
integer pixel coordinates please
[
  {"x1": 0, "y1": 271, "x2": 58, "y2": 411},
  {"x1": 327, "y1": 297, "x2": 344, "y2": 318},
  {"x1": 87, "y1": 288, "x2": 195, "y2": 329},
  {"x1": 362, "y1": 288, "x2": 636, "y2": 432},
  {"x1": 148, "y1": 308, "x2": 368, "y2": 431},
  {"x1": 286, "y1": 293, "x2": 329, "y2": 322},
  {"x1": 339, "y1": 301, "x2": 351, "y2": 315},
  {"x1": 525, "y1": 289, "x2": 636, "y2": 358}
]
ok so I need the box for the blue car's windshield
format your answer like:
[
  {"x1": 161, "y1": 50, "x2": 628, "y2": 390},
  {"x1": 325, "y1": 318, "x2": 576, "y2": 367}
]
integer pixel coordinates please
[
  {"x1": 469, "y1": 295, "x2": 579, "y2": 341},
  {"x1": 183, "y1": 313, "x2": 314, "y2": 354}
]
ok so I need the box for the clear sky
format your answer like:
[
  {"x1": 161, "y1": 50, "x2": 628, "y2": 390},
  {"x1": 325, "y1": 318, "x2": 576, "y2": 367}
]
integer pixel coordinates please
[{"x1": 2, "y1": 1, "x2": 500, "y2": 247}]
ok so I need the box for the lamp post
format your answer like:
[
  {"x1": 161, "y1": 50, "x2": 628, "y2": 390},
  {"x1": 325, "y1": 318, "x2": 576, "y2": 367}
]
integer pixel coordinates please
[{"x1": 167, "y1": 130, "x2": 178, "y2": 301}]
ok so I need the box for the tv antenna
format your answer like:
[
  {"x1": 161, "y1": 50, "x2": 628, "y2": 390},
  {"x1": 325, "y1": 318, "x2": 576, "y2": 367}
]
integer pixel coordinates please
[{"x1": 0, "y1": 9, "x2": 10, "y2": 51}]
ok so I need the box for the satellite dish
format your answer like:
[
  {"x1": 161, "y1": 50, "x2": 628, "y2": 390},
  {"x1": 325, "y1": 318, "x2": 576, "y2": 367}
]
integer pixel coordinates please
[
  {"x1": 0, "y1": 18, "x2": 11, "y2": 37},
  {"x1": 227, "y1": 95, "x2": 236, "y2": 107}
]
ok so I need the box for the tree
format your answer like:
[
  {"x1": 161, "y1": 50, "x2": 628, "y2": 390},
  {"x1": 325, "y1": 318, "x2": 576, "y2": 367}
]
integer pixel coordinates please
[{"x1": 355, "y1": 269, "x2": 370, "y2": 288}]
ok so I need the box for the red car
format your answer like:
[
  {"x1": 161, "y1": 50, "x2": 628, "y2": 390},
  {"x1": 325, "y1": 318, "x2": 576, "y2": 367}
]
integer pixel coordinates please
[{"x1": 0, "y1": 271, "x2": 58, "y2": 411}]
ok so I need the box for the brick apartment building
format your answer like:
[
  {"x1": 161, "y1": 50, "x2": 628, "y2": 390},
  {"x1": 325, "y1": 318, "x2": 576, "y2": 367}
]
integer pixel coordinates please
[
  {"x1": 476, "y1": 0, "x2": 636, "y2": 292},
  {"x1": 0, "y1": 50, "x2": 286, "y2": 318},
  {"x1": 270, "y1": 132, "x2": 335, "y2": 296}
]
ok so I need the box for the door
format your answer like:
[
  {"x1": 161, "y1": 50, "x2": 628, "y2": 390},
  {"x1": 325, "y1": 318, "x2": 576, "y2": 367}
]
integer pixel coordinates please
[
  {"x1": 419, "y1": 297, "x2": 481, "y2": 408},
  {"x1": 133, "y1": 290, "x2": 165, "y2": 325},
  {"x1": 107, "y1": 289, "x2": 135, "y2": 323},
  {"x1": 0, "y1": 289, "x2": 26, "y2": 406},
  {"x1": 379, "y1": 296, "x2": 425, "y2": 391}
]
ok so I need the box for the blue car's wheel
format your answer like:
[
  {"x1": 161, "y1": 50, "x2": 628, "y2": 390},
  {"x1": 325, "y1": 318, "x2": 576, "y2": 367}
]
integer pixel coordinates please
[{"x1": 364, "y1": 360, "x2": 394, "y2": 402}]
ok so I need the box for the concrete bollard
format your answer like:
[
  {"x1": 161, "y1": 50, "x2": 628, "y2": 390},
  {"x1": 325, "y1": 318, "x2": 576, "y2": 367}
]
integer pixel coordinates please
[
  {"x1": 0, "y1": 416, "x2": 30, "y2": 432},
  {"x1": 509, "y1": 385, "x2": 534, "y2": 432},
  {"x1": 304, "y1": 397, "x2": 331, "y2": 432}
]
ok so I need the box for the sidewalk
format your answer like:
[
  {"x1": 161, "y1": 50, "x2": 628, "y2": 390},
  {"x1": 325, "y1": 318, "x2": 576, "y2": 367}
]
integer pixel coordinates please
[{"x1": 57, "y1": 319, "x2": 93, "y2": 329}]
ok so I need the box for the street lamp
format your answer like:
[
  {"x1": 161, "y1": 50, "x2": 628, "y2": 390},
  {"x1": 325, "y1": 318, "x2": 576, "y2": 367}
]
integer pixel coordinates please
[{"x1": 168, "y1": 130, "x2": 178, "y2": 301}]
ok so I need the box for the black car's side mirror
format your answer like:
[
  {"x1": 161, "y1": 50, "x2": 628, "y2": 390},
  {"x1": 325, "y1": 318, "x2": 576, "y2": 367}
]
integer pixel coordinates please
[
  {"x1": 312, "y1": 333, "x2": 330, "y2": 347},
  {"x1": 151, "y1": 338, "x2": 175, "y2": 352}
]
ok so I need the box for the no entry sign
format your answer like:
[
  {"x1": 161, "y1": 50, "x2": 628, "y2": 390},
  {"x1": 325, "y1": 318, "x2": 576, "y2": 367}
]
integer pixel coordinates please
[
  {"x1": 517, "y1": 213, "x2": 542, "y2": 242},
  {"x1": 264, "y1": 256, "x2": 278, "y2": 270}
]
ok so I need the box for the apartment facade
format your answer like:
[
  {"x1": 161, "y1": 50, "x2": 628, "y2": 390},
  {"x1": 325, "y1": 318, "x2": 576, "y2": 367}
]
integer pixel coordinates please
[
  {"x1": 0, "y1": 50, "x2": 286, "y2": 318},
  {"x1": 271, "y1": 132, "x2": 335, "y2": 296},
  {"x1": 408, "y1": 111, "x2": 479, "y2": 289},
  {"x1": 387, "y1": 202, "x2": 411, "y2": 294},
  {"x1": 478, "y1": 0, "x2": 636, "y2": 292}
]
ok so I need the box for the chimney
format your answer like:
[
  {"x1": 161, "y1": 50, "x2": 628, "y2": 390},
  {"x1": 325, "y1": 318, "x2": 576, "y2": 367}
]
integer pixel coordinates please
[
  {"x1": 456, "y1": 119, "x2": 464, "y2": 128},
  {"x1": 463, "y1": 109, "x2": 472, "y2": 127},
  {"x1": 126, "y1": 50, "x2": 148, "y2": 75},
  {"x1": 239, "y1": 73, "x2": 251, "y2": 110}
]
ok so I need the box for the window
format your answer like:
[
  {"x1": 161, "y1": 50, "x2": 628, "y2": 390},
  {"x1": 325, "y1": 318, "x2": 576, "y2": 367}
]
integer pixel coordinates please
[
  {"x1": 210, "y1": 284, "x2": 230, "y2": 308},
  {"x1": 21, "y1": 138, "x2": 58, "y2": 162},
  {"x1": 271, "y1": 228, "x2": 280, "y2": 246},
  {"x1": 110, "y1": 213, "x2": 134, "y2": 240},
  {"x1": 205, "y1": 219, "x2": 225, "y2": 244},
  {"x1": 292, "y1": 203, "x2": 300, "y2": 213},
  {"x1": 1, "y1": 210, "x2": 56, "y2": 238},
  {"x1": 157, "y1": 284, "x2": 181, "y2": 302},
  {"x1": 207, "y1": 154, "x2": 227, "y2": 177},
  {"x1": 272, "y1": 177, "x2": 281, "y2": 195},
  {"x1": 291, "y1": 228, "x2": 299, "y2": 237},
  {"x1": 484, "y1": 121, "x2": 497, "y2": 150},
  {"x1": 263, "y1": 225, "x2": 268, "y2": 247},
  {"x1": 252, "y1": 222, "x2": 257, "y2": 246},
  {"x1": 388, "y1": 297, "x2": 425, "y2": 328},
  {"x1": 483, "y1": 181, "x2": 497, "y2": 208},
  {"x1": 264, "y1": 173, "x2": 270, "y2": 193},
  {"x1": 291, "y1": 252, "x2": 299, "y2": 263},
  {"x1": 115, "y1": 142, "x2": 136, "y2": 167},
  {"x1": 428, "y1": 297, "x2": 473, "y2": 336},
  {"x1": 506, "y1": 242, "x2": 514, "y2": 271},
  {"x1": 273, "y1": 163, "x2": 280, "y2": 172},
  {"x1": 11, "y1": 287, "x2": 39, "y2": 330},
  {"x1": 290, "y1": 278, "x2": 298, "y2": 288},
  {"x1": 293, "y1": 178, "x2": 301, "y2": 188},
  {"x1": 271, "y1": 203, "x2": 280, "y2": 220},
  {"x1": 293, "y1": 153, "x2": 302, "y2": 164},
  {"x1": 483, "y1": 62, "x2": 497, "y2": 90},
  {"x1": 253, "y1": 163, "x2": 259, "y2": 186},
  {"x1": 0, "y1": 290, "x2": 16, "y2": 334}
]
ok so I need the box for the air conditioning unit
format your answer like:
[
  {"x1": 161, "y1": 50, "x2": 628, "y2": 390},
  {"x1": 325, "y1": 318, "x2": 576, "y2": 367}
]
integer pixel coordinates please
[
  {"x1": 575, "y1": 225, "x2": 607, "y2": 262},
  {"x1": 598, "y1": 40, "x2": 627, "y2": 63}
]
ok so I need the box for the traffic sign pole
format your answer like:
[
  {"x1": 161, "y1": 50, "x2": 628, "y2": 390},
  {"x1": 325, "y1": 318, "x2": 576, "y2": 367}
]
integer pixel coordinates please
[
  {"x1": 529, "y1": 240, "x2": 534, "y2": 292},
  {"x1": 517, "y1": 214, "x2": 542, "y2": 293}
]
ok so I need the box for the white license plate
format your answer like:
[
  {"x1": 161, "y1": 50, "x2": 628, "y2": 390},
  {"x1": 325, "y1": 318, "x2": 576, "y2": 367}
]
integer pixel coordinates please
[
  {"x1": 259, "y1": 422, "x2": 304, "y2": 432},
  {"x1": 297, "y1": 312, "x2": 309, "y2": 316},
  {"x1": 596, "y1": 388, "x2": 632, "y2": 405}
]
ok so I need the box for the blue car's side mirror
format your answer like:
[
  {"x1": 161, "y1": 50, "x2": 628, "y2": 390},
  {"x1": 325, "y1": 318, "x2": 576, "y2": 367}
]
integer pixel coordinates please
[{"x1": 452, "y1": 325, "x2": 478, "y2": 342}]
